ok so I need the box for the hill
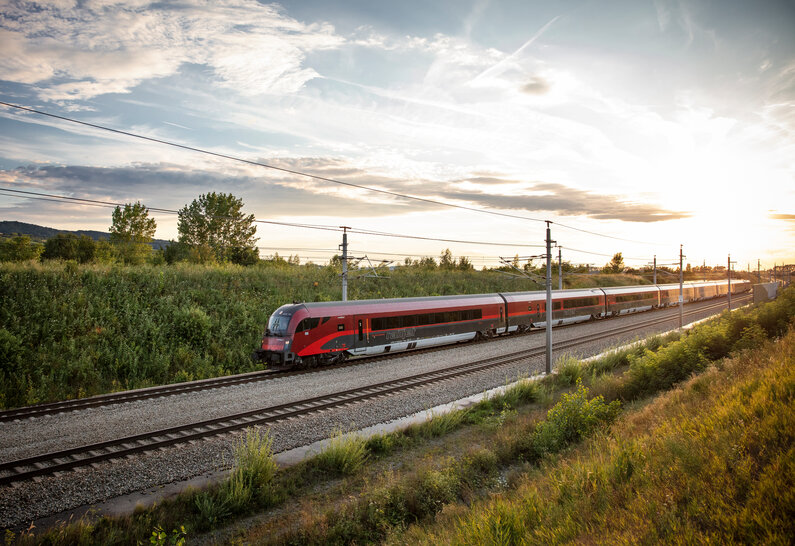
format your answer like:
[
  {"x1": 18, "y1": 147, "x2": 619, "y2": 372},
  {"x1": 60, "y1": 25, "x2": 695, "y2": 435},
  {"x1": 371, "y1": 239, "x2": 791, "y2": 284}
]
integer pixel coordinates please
[{"x1": 0, "y1": 220, "x2": 170, "y2": 249}]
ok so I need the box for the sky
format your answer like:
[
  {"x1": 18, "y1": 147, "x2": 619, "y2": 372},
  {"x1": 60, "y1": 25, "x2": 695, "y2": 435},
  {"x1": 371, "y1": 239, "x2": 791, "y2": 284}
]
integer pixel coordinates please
[{"x1": 0, "y1": 0, "x2": 793, "y2": 270}]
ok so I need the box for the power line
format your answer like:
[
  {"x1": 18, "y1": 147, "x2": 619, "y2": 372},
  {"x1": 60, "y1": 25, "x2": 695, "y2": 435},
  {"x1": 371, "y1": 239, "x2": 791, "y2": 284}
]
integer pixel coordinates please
[
  {"x1": 0, "y1": 186, "x2": 546, "y2": 248},
  {"x1": 0, "y1": 101, "x2": 548, "y2": 225},
  {"x1": 1, "y1": 100, "x2": 667, "y2": 246}
]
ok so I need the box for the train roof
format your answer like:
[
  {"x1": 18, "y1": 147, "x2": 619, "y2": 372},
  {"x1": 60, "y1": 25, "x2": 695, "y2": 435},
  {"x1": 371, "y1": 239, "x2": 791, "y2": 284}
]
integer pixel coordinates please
[{"x1": 295, "y1": 292, "x2": 505, "y2": 316}]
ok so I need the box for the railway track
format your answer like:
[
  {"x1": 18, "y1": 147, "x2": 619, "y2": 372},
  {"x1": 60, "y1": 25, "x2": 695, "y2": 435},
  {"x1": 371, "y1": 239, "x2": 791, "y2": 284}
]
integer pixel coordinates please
[
  {"x1": 0, "y1": 294, "x2": 750, "y2": 423},
  {"x1": 0, "y1": 294, "x2": 749, "y2": 486}
]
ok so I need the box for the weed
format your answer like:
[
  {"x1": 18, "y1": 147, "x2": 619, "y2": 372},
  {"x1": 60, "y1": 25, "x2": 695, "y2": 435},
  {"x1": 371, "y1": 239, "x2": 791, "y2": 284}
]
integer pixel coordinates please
[
  {"x1": 314, "y1": 430, "x2": 369, "y2": 475},
  {"x1": 194, "y1": 492, "x2": 230, "y2": 531},
  {"x1": 407, "y1": 409, "x2": 467, "y2": 439},
  {"x1": 229, "y1": 428, "x2": 277, "y2": 501},
  {"x1": 554, "y1": 354, "x2": 583, "y2": 386}
]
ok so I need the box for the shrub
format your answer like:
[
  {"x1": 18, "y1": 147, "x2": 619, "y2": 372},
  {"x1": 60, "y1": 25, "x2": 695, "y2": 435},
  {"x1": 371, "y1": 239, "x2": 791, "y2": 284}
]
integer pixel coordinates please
[
  {"x1": 531, "y1": 380, "x2": 621, "y2": 459},
  {"x1": 170, "y1": 306, "x2": 212, "y2": 348}
]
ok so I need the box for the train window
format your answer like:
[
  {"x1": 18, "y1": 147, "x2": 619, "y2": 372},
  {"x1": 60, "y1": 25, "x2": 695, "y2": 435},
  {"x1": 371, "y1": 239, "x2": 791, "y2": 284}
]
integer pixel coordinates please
[
  {"x1": 404, "y1": 314, "x2": 418, "y2": 327},
  {"x1": 563, "y1": 297, "x2": 600, "y2": 309},
  {"x1": 553, "y1": 301, "x2": 562, "y2": 310},
  {"x1": 321, "y1": 317, "x2": 330, "y2": 325},
  {"x1": 418, "y1": 313, "x2": 431, "y2": 326},
  {"x1": 337, "y1": 324, "x2": 344, "y2": 331},
  {"x1": 295, "y1": 317, "x2": 320, "y2": 333},
  {"x1": 358, "y1": 319, "x2": 363, "y2": 341},
  {"x1": 616, "y1": 293, "x2": 648, "y2": 303}
]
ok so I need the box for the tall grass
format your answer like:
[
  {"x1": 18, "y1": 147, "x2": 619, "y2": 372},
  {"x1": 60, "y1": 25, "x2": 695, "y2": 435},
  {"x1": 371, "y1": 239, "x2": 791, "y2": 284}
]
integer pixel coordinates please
[
  {"x1": 277, "y1": 382, "x2": 619, "y2": 545},
  {"x1": 313, "y1": 430, "x2": 369, "y2": 475},
  {"x1": 427, "y1": 326, "x2": 795, "y2": 545}
]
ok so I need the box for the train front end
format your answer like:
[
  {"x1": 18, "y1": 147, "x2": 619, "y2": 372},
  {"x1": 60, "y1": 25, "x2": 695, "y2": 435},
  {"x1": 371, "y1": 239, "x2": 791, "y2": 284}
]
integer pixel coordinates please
[{"x1": 253, "y1": 304, "x2": 304, "y2": 367}]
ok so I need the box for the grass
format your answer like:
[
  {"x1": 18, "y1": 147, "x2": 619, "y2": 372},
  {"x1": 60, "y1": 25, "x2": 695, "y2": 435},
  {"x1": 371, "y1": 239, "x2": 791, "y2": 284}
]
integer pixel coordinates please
[
  {"x1": 0, "y1": 260, "x2": 653, "y2": 409},
  {"x1": 313, "y1": 430, "x2": 369, "y2": 475},
  {"x1": 404, "y1": 322, "x2": 795, "y2": 545},
  {"x1": 10, "y1": 287, "x2": 793, "y2": 544}
]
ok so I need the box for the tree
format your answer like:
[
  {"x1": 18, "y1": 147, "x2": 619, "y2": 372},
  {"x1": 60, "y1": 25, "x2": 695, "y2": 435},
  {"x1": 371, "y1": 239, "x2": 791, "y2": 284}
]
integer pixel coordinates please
[
  {"x1": 177, "y1": 192, "x2": 258, "y2": 265},
  {"x1": 457, "y1": 255, "x2": 474, "y2": 270},
  {"x1": 0, "y1": 236, "x2": 42, "y2": 262},
  {"x1": 41, "y1": 233, "x2": 95, "y2": 263},
  {"x1": 602, "y1": 252, "x2": 625, "y2": 274},
  {"x1": 110, "y1": 202, "x2": 156, "y2": 264},
  {"x1": 439, "y1": 248, "x2": 455, "y2": 269}
]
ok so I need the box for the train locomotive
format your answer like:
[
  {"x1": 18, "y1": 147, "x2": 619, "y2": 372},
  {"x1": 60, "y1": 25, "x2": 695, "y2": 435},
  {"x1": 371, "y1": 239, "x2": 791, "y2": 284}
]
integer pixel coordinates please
[{"x1": 254, "y1": 280, "x2": 751, "y2": 368}]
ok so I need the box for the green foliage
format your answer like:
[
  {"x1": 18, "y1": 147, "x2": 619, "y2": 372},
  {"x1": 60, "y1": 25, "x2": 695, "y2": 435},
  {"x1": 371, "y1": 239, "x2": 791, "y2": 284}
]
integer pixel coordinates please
[
  {"x1": 177, "y1": 192, "x2": 258, "y2": 265},
  {"x1": 531, "y1": 380, "x2": 621, "y2": 459},
  {"x1": 110, "y1": 202, "x2": 156, "y2": 243},
  {"x1": 193, "y1": 492, "x2": 230, "y2": 530},
  {"x1": 430, "y1": 326, "x2": 795, "y2": 546},
  {"x1": 439, "y1": 248, "x2": 455, "y2": 269},
  {"x1": 162, "y1": 241, "x2": 190, "y2": 264},
  {"x1": 406, "y1": 409, "x2": 467, "y2": 439},
  {"x1": 110, "y1": 201, "x2": 156, "y2": 265},
  {"x1": 41, "y1": 233, "x2": 97, "y2": 263},
  {"x1": 313, "y1": 430, "x2": 369, "y2": 475},
  {"x1": 554, "y1": 354, "x2": 584, "y2": 386},
  {"x1": 0, "y1": 235, "x2": 42, "y2": 262},
  {"x1": 228, "y1": 428, "x2": 278, "y2": 504},
  {"x1": 149, "y1": 525, "x2": 186, "y2": 545}
]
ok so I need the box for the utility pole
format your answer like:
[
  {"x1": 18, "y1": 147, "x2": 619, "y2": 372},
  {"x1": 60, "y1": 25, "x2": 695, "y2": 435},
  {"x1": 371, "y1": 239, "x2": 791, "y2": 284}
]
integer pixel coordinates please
[
  {"x1": 653, "y1": 255, "x2": 657, "y2": 284},
  {"x1": 545, "y1": 221, "x2": 555, "y2": 375},
  {"x1": 558, "y1": 246, "x2": 563, "y2": 290},
  {"x1": 340, "y1": 226, "x2": 350, "y2": 301},
  {"x1": 679, "y1": 244, "x2": 685, "y2": 329},
  {"x1": 758, "y1": 259, "x2": 761, "y2": 284},
  {"x1": 728, "y1": 254, "x2": 732, "y2": 311}
]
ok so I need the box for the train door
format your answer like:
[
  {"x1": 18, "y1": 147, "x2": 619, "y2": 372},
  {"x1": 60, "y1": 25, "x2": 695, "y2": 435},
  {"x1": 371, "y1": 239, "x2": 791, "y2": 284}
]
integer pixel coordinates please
[{"x1": 354, "y1": 316, "x2": 367, "y2": 349}]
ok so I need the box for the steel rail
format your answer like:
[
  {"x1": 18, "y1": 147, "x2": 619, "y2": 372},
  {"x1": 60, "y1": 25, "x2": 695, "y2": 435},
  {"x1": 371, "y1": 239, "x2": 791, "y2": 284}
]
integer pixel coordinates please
[
  {"x1": 0, "y1": 294, "x2": 750, "y2": 423},
  {"x1": 0, "y1": 294, "x2": 749, "y2": 486}
]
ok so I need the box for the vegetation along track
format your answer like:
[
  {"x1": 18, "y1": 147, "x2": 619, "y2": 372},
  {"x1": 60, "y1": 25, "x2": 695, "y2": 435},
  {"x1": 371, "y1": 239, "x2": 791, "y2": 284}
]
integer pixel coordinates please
[
  {"x1": 0, "y1": 295, "x2": 748, "y2": 487},
  {"x1": 0, "y1": 294, "x2": 748, "y2": 423}
]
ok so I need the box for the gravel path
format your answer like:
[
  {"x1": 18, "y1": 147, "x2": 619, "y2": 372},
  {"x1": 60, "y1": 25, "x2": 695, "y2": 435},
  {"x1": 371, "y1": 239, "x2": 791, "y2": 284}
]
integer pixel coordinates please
[{"x1": 0, "y1": 297, "x2": 740, "y2": 528}]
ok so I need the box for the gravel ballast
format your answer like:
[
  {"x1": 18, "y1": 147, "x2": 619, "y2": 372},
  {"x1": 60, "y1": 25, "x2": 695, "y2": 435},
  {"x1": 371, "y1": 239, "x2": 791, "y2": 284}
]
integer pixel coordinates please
[{"x1": 0, "y1": 298, "x2": 741, "y2": 528}]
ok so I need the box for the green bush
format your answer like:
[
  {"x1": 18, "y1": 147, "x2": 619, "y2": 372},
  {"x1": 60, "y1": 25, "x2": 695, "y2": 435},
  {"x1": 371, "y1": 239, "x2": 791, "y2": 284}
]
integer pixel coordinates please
[
  {"x1": 0, "y1": 236, "x2": 42, "y2": 262},
  {"x1": 531, "y1": 380, "x2": 621, "y2": 459}
]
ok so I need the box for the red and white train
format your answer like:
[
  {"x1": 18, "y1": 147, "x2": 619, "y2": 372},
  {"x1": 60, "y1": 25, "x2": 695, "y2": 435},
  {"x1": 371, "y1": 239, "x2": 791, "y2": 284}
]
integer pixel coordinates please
[{"x1": 255, "y1": 280, "x2": 750, "y2": 368}]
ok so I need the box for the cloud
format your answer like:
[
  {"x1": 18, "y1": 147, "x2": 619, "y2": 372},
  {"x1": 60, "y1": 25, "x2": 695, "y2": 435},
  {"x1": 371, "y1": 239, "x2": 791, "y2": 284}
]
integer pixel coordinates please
[
  {"x1": 769, "y1": 213, "x2": 795, "y2": 221},
  {"x1": 0, "y1": 0, "x2": 344, "y2": 102},
  {"x1": 0, "y1": 162, "x2": 414, "y2": 220},
  {"x1": 521, "y1": 76, "x2": 551, "y2": 95},
  {"x1": 434, "y1": 181, "x2": 690, "y2": 223},
  {"x1": 1, "y1": 159, "x2": 689, "y2": 225}
]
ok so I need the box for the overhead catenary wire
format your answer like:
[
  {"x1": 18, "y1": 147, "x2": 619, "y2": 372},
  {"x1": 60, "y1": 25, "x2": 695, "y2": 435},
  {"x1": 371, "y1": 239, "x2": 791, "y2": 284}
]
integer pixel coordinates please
[
  {"x1": 0, "y1": 186, "x2": 546, "y2": 248},
  {"x1": 0, "y1": 100, "x2": 668, "y2": 247}
]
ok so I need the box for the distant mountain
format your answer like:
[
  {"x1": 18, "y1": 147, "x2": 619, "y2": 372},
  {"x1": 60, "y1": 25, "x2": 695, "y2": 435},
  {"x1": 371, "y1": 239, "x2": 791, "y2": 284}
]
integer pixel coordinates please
[{"x1": 0, "y1": 220, "x2": 171, "y2": 249}]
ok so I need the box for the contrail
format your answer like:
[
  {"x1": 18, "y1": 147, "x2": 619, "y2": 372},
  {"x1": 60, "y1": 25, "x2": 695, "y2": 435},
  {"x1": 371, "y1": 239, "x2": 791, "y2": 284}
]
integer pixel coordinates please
[{"x1": 470, "y1": 15, "x2": 560, "y2": 84}]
